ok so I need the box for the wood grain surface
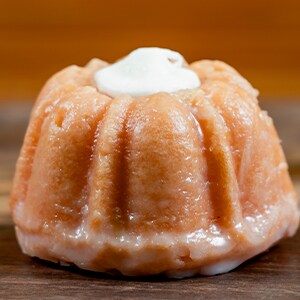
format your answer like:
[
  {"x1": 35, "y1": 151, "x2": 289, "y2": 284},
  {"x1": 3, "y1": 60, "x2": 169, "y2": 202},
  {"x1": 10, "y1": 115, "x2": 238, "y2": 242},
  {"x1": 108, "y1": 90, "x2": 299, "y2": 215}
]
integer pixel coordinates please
[
  {"x1": 0, "y1": 225, "x2": 299, "y2": 299},
  {"x1": 0, "y1": 101, "x2": 299, "y2": 299}
]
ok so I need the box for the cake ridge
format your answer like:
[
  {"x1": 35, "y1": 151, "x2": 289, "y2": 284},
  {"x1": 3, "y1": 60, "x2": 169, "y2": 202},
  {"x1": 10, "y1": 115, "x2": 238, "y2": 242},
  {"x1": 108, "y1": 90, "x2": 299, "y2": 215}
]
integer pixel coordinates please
[
  {"x1": 188, "y1": 93, "x2": 243, "y2": 231},
  {"x1": 10, "y1": 56, "x2": 299, "y2": 277}
]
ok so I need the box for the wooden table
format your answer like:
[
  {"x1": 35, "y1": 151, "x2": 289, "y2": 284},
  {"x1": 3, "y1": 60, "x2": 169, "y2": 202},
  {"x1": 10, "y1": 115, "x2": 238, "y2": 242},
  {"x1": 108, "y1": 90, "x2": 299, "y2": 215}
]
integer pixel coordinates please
[{"x1": 0, "y1": 102, "x2": 300, "y2": 299}]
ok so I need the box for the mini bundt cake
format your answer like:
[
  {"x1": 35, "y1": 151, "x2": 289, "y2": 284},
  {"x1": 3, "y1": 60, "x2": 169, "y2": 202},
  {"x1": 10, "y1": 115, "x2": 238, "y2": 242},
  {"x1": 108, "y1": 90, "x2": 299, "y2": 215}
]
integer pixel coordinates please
[{"x1": 10, "y1": 48, "x2": 299, "y2": 278}]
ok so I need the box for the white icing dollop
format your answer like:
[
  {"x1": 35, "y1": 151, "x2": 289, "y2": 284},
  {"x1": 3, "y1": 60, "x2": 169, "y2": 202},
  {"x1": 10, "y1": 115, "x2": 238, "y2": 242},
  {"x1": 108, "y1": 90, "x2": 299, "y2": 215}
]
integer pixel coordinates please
[{"x1": 94, "y1": 47, "x2": 200, "y2": 97}]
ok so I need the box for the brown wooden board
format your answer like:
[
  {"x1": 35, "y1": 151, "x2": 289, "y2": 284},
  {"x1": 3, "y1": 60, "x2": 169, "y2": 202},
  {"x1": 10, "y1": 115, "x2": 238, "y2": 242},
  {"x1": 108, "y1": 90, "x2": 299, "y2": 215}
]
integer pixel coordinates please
[
  {"x1": 0, "y1": 101, "x2": 299, "y2": 299},
  {"x1": 0, "y1": 225, "x2": 299, "y2": 299}
]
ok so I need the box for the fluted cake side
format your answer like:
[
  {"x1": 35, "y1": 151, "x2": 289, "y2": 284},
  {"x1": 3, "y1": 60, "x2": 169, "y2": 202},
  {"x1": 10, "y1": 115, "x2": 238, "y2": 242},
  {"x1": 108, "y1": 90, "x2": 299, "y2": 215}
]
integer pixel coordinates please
[{"x1": 10, "y1": 59, "x2": 299, "y2": 277}]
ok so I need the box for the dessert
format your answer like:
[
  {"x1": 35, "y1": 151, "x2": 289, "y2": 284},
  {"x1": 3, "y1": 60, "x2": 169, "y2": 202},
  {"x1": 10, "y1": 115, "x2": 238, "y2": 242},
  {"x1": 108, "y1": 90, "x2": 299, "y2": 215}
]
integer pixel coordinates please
[{"x1": 10, "y1": 48, "x2": 299, "y2": 278}]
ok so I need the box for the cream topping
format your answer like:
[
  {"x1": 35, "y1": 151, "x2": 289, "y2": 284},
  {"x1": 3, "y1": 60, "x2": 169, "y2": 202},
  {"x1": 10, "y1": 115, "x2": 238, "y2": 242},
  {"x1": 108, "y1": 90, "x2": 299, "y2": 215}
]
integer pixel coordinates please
[{"x1": 94, "y1": 47, "x2": 200, "y2": 97}]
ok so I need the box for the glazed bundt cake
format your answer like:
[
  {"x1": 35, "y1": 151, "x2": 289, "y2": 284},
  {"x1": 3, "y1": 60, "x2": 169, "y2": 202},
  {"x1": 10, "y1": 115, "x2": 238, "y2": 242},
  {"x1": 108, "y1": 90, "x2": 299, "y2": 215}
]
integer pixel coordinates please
[{"x1": 10, "y1": 48, "x2": 299, "y2": 278}]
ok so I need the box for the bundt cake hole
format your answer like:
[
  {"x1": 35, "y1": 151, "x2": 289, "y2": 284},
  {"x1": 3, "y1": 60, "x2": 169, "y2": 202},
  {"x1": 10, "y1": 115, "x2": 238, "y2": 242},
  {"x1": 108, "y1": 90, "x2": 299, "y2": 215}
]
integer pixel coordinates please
[
  {"x1": 178, "y1": 254, "x2": 193, "y2": 264},
  {"x1": 177, "y1": 248, "x2": 193, "y2": 264},
  {"x1": 54, "y1": 110, "x2": 66, "y2": 128}
]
